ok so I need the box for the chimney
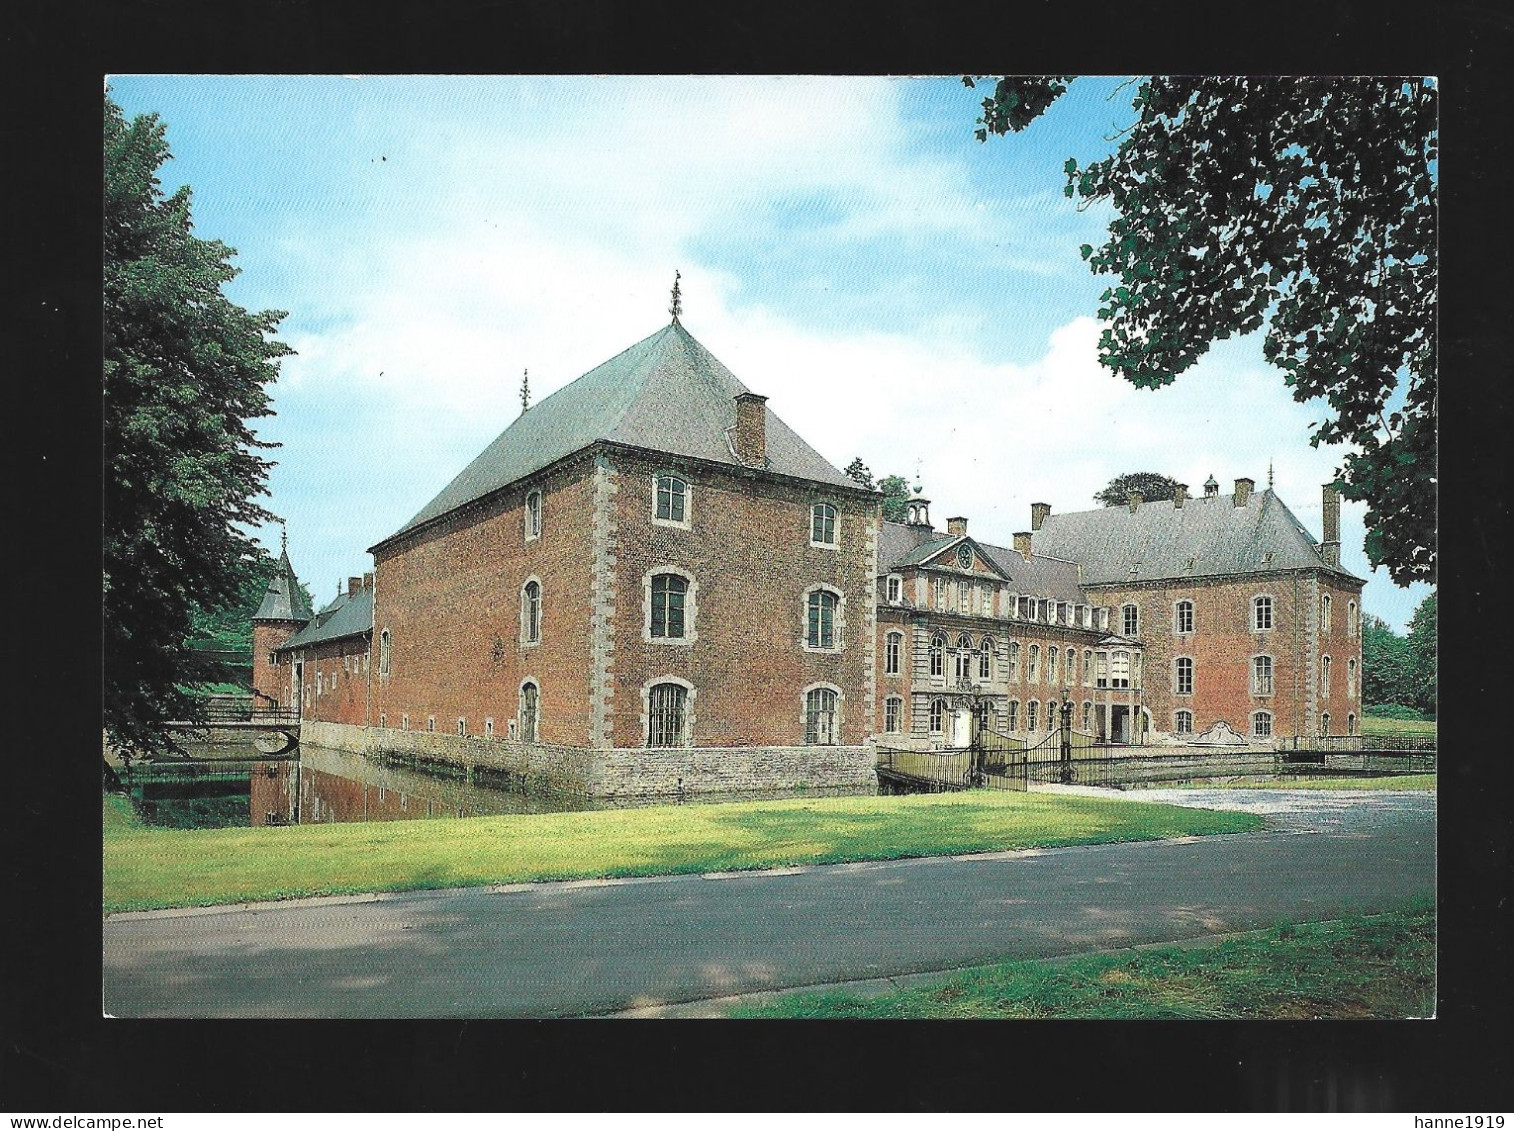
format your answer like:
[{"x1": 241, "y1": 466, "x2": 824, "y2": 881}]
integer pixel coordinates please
[
  {"x1": 1233, "y1": 477, "x2": 1254, "y2": 507},
  {"x1": 947, "y1": 516, "x2": 967, "y2": 536},
  {"x1": 363, "y1": 572, "x2": 374, "y2": 591},
  {"x1": 1012, "y1": 532, "x2": 1033, "y2": 561},
  {"x1": 1127, "y1": 491, "x2": 1143, "y2": 513},
  {"x1": 1320, "y1": 483, "x2": 1342, "y2": 566},
  {"x1": 1173, "y1": 483, "x2": 1188, "y2": 509},
  {"x1": 732, "y1": 393, "x2": 768, "y2": 466},
  {"x1": 1031, "y1": 503, "x2": 1051, "y2": 531},
  {"x1": 348, "y1": 576, "x2": 363, "y2": 597}
]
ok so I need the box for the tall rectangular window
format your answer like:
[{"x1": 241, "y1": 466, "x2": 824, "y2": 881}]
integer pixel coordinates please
[
  {"x1": 648, "y1": 683, "x2": 687, "y2": 747},
  {"x1": 1175, "y1": 657, "x2": 1194, "y2": 695},
  {"x1": 1174, "y1": 600, "x2": 1194, "y2": 634},
  {"x1": 655, "y1": 474, "x2": 687, "y2": 523},
  {"x1": 807, "y1": 590, "x2": 838, "y2": 649},
  {"x1": 1252, "y1": 655, "x2": 1274, "y2": 695},
  {"x1": 651, "y1": 574, "x2": 688, "y2": 639},
  {"x1": 884, "y1": 697, "x2": 901, "y2": 733},
  {"x1": 885, "y1": 632, "x2": 902, "y2": 675},
  {"x1": 805, "y1": 687, "x2": 839, "y2": 745}
]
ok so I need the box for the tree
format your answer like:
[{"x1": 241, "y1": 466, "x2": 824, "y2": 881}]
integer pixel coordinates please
[
  {"x1": 968, "y1": 76, "x2": 1437, "y2": 585},
  {"x1": 104, "y1": 92, "x2": 291, "y2": 755},
  {"x1": 187, "y1": 547, "x2": 312, "y2": 653},
  {"x1": 1404, "y1": 591, "x2": 1437, "y2": 715},
  {"x1": 843, "y1": 458, "x2": 874, "y2": 490},
  {"x1": 1093, "y1": 471, "x2": 1180, "y2": 508},
  {"x1": 845, "y1": 459, "x2": 912, "y2": 523},
  {"x1": 1361, "y1": 613, "x2": 1413, "y2": 708}
]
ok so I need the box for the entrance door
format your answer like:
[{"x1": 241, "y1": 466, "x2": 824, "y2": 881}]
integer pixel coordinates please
[
  {"x1": 951, "y1": 706, "x2": 973, "y2": 748},
  {"x1": 1111, "y1": 705, "x2": 1129, "y2": 744}
]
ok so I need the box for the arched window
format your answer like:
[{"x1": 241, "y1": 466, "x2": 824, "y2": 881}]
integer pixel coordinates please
[
  {"x1": 1253, "y1": 595, "x2": 1274, "y2": 631},
  {"x1": 1174, "y1": 657, "x2": 1194, "y2": 696},
  {"x1": 885, "y1": 631, "x2": 903, "y2": 675},
  {"x1": 525, "y1": 490, "x2": 542, "y2": 540},
  {"x1": 954, "y1": 634, "x2": 974, "y2": 682},
  {"x1": 654, "y1": 473, "x2": 688, "y2": 525},
  {"x1": 650, "y1": 573, "x2": 688, "y2": 639},
  {"x1": 975, "y1": 701, "x2": 993, "y2": 733},
  {"x1": 1347, "y1": 712, "x2": 1357, "y2": 736},
  {"x1": 1028, "y1": 644, "x2": 1040, "y2": 682},
  {"x1": 647, "y1": 682, "x2": 688, "y2": 747},
  {"x1": 884, "y1": 696, "x2": 902, "y2": 733},
  {"x1": 1083, "y1": 649, "x2": 1093, "y2": 686},
  {"x1": 1174, "y1": 710, "x2": 1193, "y2": 735},
  {"x1": 979, "y1": 637, "x2": 994, "y2": 681},
  {"x1": 1320, "y1": 712, "x2": 1331, "y2": 736},
  {"x1": 378, "y1": 629, "x2": 391, "y2": 678},
  {"x1": 519, "y1": 681, "x2": 539, "y2": 743},
  {"x1": 929, "y1": 633, "x2": 945, "y2": 677},
  {"x1": 1082, "y1": 701, "x2": 1093, "y2": 732},
  {"x1": 1321, "y1": 655, "x2": 1331, "y2": 698},
  {"x1": 1252, "y1": 655, "x2": 1274, "y2": 695},
  {"x1": 929, "y1": 698, "x2": 945, "y2": 734},
  {"x1": 810, "y1": 503, "x2": 837, "y2": 547},
  {"x1": 1122, "y1": 603, "x2": 1140, "y2": 636},
  {"x1": 1027, "y1": 700, "x2": 1040, "y2": 731},
  {"x1": 1321, "y1": 593, "x2": 1332, "y2": 631},
  {"x1": 1174, "y1": 600, "x2": 1194, "y2": 635},
  {"x1": 805, "y1": 687, "x2": 839, "y2": 745},
  {"x1": 1006, "y1": 700, "x2": 1019, "y2": 731},
  {"x1": 1252, "y1": 711, "x2": 1273, "y2": 738},
  {"x1": 1065, "y1": 648, "x2": 1077, "y2": 684},
  {"x1": 1347, "y1": 657, "x2": 1357, "y2": 697},
  {"x1": 1347, "y1": 600, "x2": 1359, "y2": 637},
  {"x1": 1048, "y1": 646, "x2": 1060, "y2": 683},
  {"x1": 1046, "y1": 700, "x2": 1058, "y2": 729},
  {"x1": 806, "y1": 589, "x2": 839, "y2": 650},
  {"x1": 522, "y1": 580, "x2": 542, "y2": 643},
  {"x1": 1007, "y1": 640, "x2": 1020, "y2": 680}
]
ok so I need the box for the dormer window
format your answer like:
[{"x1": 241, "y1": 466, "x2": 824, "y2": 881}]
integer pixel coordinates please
[
  {"x1": 810, "y1": 503, "x2": 838, "y2": 547},
  {"x1": 886, "y1": 574, "x2": 902, "y2": 604}
]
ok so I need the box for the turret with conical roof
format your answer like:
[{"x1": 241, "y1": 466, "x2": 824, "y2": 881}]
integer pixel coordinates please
[{"x1": 251, "y1": 529, "x2": 312, "y2": 709}]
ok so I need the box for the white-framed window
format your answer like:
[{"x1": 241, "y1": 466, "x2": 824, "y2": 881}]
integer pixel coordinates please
[
  {"x1": 1048, "y1": 646, "x2": 1060, "y2": 684},
  {"x1": 1066, "y1": 649, "x2": 1079, "y2": 684},
  {"x1": 1019, "y1": 595, "x2": 1035, "y2": 621},
  {"x1": 316, "y1": 671, "x2": 323, "y2": 696},
  {"x1": 1347, "y1": 600, "x2": 1359, "y2": 637},
  {"x1": 979, "y1": 637, "x2": 994, "y2": 681},
  {"x1": 1175, "y1": 657, "x2": 1194, "y2": 696},
  {"x1": 653, "y1": 472, "x2": 690, "y2": 527},
  {"x1": 1007, "y1": 640, "x2": 1019, "y2": 680},
  {"x1": 525, "y1": 489, "x2": 542, "y2": 541},
  {"x1": 1097, "y1": 607, "x2": 1110, "y2": 631},
  {"x1": 401, "y1": 713, "x2": 410, "y2": 730},
  {"x1": 426, "y1": 716, "x2": 436, "y2": 733},
  {"x1": 885, "y1": 631, "x2": 902, "y2": 676},
  {"x1": 457, "y1": 717, "x2": 466, "y2": 736},
  {"x1": 1028, "y1": 644, "x2": 1039, "y2": 682},
  {"x1": 884, "y1": 696, "x2": 902, "y2": 733},
  {"x1": 1320, "y1": 712, "x2": 1330, "y2": 736},
  {"x1": 379, "y1": 629, "x2": 391, "y2": 679},
  {"x1": 1252, "y1": 711, "x2": 1273, "y2": 738},
  {"x1": 1174, "y1": 709, "x2": 1193, "y2": 735},
  {"x1": 379, "y1": 713, "x2": 387, "y2": 729},
  {"x1": 1347, "y1": 657, "x2": 1357, "y2": 697},
  {"x1": 521, "y1": 578, "x2": 542, "y2": 644},
  {"x1": 519, "y1": 680, "x2": 539, "y2": 743},
  {"x1": 1122, "y1": 603, "x2": 1139, "y2": 637},
  {"x1": 957, "y1": 580, "x2": 970, "y2": 610},
  {"x1": 804, "y1": 685, "x2": 840, "y2": 745},
  {"x1": 886, "y1": 574, "x2": 902, "y2": 604},
  {"x1": 1027, "y1": 700, "x2": 1040, "y2": 731},
  {"x1": 1007, "y1": 700, "x2": 1020, "y2": 731},
  {"x1": 805, "y1": 587, "x2": 841, "y2": 650},
  {"x1": 343, "y1": 655, "x2": 351, "y2": 673},
  {"x1": 1253, "y1": 595, "x2": 1274, "y2": 631},
  {"x1": 1008, "y1": 593, "x2": 1021, "y2": 620},
  {"x1": 1321, "y1": 593, "x2": 1332, "y2": 631},
  {"x1": 929, "y1": 697, "x2": 945, "y2": 734},
  {"x1": 1081, "y1": 701, "x2": 1092, "y2": 732},
  {"x1": 1252, "y1": 654, "x2": 1274, "y2": 696},
  {"x1": 647, "y1": 682, "x2": 689, "y2": 747},
  {"x1": 1174, "y1": 600, "x2": 1194, "y2": 635},
  {"x1": 1347, "y1": 712, "x2": 1357, "y2": 736},
  {"x1": 363, "y1": 653, "x2": 370, "y2": 674},
  {"x1": 1083, "y1": 649, "x2": 1093, "y2": 687},
  {"x1": 954, "y1": 633, "x2": 974, "y2": 682},
  {"x1": 929, "y1": 633, "x2": 945, "y2": 677},
  {"x1": 1109, "y1": 650, "x2": 1132, "y2": 689},
  {"x1": 1321, "y1": 655, "x2": 1332, "y2": 698},
  {"x1": 810, "y1": 502, "x2": 838, "y2": 547},
  {"x1": 650, "y1": 572, "x2": 689, "y2": 640},
  {"x1": 485, "y1": 717, "x2": 494, "y2": 738}
]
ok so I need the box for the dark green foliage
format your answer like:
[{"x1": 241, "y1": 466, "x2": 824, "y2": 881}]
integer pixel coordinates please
[
  {"x1": 1361, "y1": 596, "x2": 1436, "y2": 716},
  {"x1": 1365, "y1": 703, "x2": 1434, "y2": 722},
  {"x1": 845, "y1": 459, "x2": 911, "y2": 523},
  {"x1": 104, "y1": 93, "x2": 291, "y2": 754},
  {"x1": 186, "y1": 549, "x2": 312, "y2": 652},
  {"x1": 1093, "y1": 471, "x2": 1180, "y2": 508},
  {"x1": 977, "y1": 77, "x2": 1437, "y2": 585},
  {"x1": 1405, "y1": 592, "x2": 1437, "y2": 715}
]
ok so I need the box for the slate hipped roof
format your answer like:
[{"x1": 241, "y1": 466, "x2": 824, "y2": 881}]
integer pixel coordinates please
[
  {"x1": 252, "y1": 549, "x2": 314, "y2": 623},
  {"x1": 378, "y1": 321, "x2": 859, "y2": 547},
  {"x1": 277, "y1": 586, "x2": 373, "y2": 650},
  {"x1": 1029, "y1": 489, "x2": 1364, "y2": 586},
  {"x1": 878, "y1": 522, "x2": 1086, "y2": 604}
]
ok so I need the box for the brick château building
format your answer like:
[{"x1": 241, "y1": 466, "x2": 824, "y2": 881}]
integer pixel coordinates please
[{"x1": 253, "y1": 317, "x2": 1364, "y2": 799}]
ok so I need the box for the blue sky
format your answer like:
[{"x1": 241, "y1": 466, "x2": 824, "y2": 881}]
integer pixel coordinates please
[{"x1": 107, "y1": 75, "x2": 1433, "y2": 632}]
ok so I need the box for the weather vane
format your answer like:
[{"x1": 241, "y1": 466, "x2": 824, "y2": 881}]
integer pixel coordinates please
[
  {"x1": 669, "y1": 270, "x2": 683, "y2": 323},
  {"x1": 520, "y1": 368, "x2": 530, "y2": 415}
]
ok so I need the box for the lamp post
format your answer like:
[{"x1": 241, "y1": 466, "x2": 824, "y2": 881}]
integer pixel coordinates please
[{"x1": 1059, "y1": 688, "x2": 1073, "y2": 783}]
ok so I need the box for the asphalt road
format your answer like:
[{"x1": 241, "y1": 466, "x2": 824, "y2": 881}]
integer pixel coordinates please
[{"x1": 102, "y1": 789, "x2": 1435, "y2": 1018}]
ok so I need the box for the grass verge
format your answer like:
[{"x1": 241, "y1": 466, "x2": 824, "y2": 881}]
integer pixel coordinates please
[
  {"x1": 1361, "y1": 715, "x2": 1437, "y2": 739},
  {"x1": 103, "y1": 789, "x2": 1259, "y2": 913},
  {"x1": 1219, "y1": 774, "x2": 1436, "y2": 791},
  {"x1": 729, "y1": 902, "x2": 1436, "y2": 1019}
]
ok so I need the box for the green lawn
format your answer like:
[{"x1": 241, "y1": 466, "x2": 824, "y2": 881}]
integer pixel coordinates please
[
  {"x1": 103, "y1": 789, "x2": 1260, "y2": 913},
  {"x1": 1224, "y1": 773, "x2": 1436, "y2": 791},
  {"x1": 730, "y1": 903, "x2": 1436, "y2": 1019},
  {"x1": 1361, "y1": 715, "x2": 1437, "y2": 739}
]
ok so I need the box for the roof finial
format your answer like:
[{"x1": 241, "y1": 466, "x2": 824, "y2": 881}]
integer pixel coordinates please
[
  {"x1": 669, "y1": 270, "x2": 683, "y2": 324},
  {"x1": 520, "y1": 368, "x2": 530, "y2": 415},
  {"x1": 1268, "y1": 459, "x2": 1274, "y2": 490},
  {"x1": 279, "y1": 520, "x2": 287, "y2": 556}
]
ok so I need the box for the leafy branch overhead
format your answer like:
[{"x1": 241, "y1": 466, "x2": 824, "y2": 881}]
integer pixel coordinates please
[{"x1": 967, "y1": 76, "x2": 1437, "y2": 585}]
